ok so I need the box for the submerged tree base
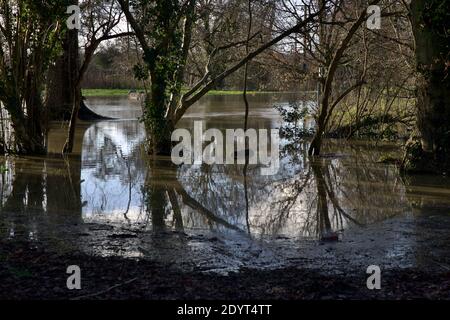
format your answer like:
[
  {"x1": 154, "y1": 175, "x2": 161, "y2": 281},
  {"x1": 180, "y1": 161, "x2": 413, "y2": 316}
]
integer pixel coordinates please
[{"x1": 402, "y1": 136, "x2": 450, "y2": 175}]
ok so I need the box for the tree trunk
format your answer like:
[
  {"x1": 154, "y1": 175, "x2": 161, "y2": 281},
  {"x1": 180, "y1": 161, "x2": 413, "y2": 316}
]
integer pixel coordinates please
[
  {"x1": 46, "y1": 27, "x2": 80, "y2": 122},
  {"x1": 403, "y1": 0, "x2": 450, "y2": 173},
  {"x1": 63, "y1": 39, "x2": 99, "y2": 154},
  {"x1": 63, "y1": 86, "x2": 82, "y2": 154},
  {"x1": 145, "y1": 70, "x2": 176, "y2": 156},
  {"x1": 5, "y1": 98, "x2": 46, "y2": 155},
  {"x1": 309, "y1": 132, "x2": 324, "y2": 156}
]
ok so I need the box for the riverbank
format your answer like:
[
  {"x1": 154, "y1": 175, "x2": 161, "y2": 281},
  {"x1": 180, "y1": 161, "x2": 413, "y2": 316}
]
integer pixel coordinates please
[
  {"x1": 81, "y1": 89, "x2": 282, "y2": 97},
  {"x1": 1, "y1": 240, "x2": 449, "y2": 300}
]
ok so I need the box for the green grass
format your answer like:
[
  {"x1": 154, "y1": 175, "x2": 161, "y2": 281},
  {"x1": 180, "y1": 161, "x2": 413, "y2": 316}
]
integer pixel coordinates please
[
  {"x1": 82, "y1": 89, "x2": 131, "y2": 97},
  {"x1": 82, "y1": 88, "x2": 278, "y2": 97},
  {"x1": 204, "y1": 90, "x2": 277, "y2": 96}
]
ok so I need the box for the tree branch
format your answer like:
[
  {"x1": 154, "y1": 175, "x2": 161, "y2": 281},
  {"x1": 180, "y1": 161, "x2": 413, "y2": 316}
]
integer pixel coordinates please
[{"x1": 174, "y1": 4, "x2": 326, "y2": 123}]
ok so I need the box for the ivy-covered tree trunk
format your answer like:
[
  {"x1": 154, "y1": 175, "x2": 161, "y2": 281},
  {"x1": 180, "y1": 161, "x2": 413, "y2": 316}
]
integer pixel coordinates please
[
  {"x1": 124, "y1": 0, "x2": 193, "y2": 156},
  {"x1": 403, "y1": 0, "x2": 450, "y2": 173},
  {"x1": 145, "y1": 76, "x2": 176, "y2": 156}
]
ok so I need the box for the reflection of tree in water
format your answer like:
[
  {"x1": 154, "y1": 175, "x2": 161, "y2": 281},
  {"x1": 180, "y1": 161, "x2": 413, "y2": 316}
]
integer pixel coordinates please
[
  {"x1": 254, "y1": 143, "x2": 409, "y2": 239},
  {"x1": 172, "y1": 138, "x2": 410, "y2": 239},
  {"x1": 143, "y1": 159, "x2": 169, "y2": 232},
  {"x1": 0, "y1": 160, "x2": 45, "y2": 240},
  {"x1": 0, "y1": 156, "x2": 82, "y2": 242},
  {"x1": 142, "y1": 159, "x2": 247, "y2": 235},
  {"x1": 401, "y1": 174, "x2": 450, "y2": 268},
  {"x1": 81, "y1": 121, "x2": 146, "y2": 219},
  {"x1": 80, "y1": 118, "x2": 412, "y2": 241},
  {"x1": 0, "y1": 117, "x2": 419, "y2": 263}
]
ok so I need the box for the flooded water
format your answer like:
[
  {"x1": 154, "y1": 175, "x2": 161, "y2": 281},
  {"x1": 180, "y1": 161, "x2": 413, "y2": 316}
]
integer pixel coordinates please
[{"x1": 2, "y1": 94, "x2": 450, "y2": 273}]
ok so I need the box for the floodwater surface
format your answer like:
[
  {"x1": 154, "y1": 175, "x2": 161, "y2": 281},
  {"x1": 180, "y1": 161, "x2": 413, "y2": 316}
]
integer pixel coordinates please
[{"x1": 1, "y1": 94, "x2": 450, "y2": 274}]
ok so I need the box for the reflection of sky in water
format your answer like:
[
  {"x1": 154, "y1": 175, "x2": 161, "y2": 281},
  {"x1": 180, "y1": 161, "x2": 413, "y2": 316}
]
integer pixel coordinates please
[
  {"x1": 81, "y1": 120, "x2": 147, "y2": 222},
  {"x1": 79, "y1": 95, "x2": 419, "y2": 239}
]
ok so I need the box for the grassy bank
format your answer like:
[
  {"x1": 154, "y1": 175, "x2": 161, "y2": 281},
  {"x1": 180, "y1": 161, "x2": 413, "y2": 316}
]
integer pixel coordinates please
[
  {"x1": 82, "y1": 89, "x2": 131, "y2": 97},
  {"x1": 82, "y1": 88, "x2": 279, "y2": 97}
]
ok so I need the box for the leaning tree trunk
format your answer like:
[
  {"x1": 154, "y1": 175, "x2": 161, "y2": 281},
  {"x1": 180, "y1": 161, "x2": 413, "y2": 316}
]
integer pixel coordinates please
[{"x1": 403, "y1": 0, "x2": 450, "y2": 173}]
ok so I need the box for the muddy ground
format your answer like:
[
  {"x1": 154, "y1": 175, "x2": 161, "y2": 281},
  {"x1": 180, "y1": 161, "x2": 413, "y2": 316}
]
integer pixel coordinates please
[
  {"x1": 1, "y1": 241, "x2": 450, "y2": 300},
  {"x1": 2, "y1": 215, "x2": 450, "y2": 300}
]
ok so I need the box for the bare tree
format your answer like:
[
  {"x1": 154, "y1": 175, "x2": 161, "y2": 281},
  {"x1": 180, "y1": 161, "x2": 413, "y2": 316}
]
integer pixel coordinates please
[
  {"x1": 118, "y1": 0, "x2": 325, "y2": 154},
  {"x1": 63, "y1": 0, "x2": 134, "y2": 153},
  {"x1": 308, "y1": 0, "x2": 381, "y2": 155}
]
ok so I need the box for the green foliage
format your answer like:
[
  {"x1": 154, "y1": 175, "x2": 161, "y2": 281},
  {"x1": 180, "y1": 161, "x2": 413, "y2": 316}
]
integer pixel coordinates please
[
  {"x1": 131, "y1": 0, "x2": 194, "y2": 147},
  {"x1": 0, "y1": 164, "x2": 7, "y2": 173},
  {"x1": 5, "y1": 0, "x2": 67, "y2": 74},
  {"x1": 133, "y1": 64, "x2": 150, "y2": 81},
  {"x1": 275, "y1": 103, "x2": 314, "y2": 160},
  {"x1": 275, "y1": 103, "x2": 315, "y2": 139},
  {"x1": 350, "y1": 116, "x2": 400, "y2": 141}
]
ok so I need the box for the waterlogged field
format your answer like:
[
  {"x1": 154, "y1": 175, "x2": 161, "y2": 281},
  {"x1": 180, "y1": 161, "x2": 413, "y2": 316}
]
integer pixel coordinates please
[{"x1": 2, "y1": 94, "x2": 450, "y2": 276}]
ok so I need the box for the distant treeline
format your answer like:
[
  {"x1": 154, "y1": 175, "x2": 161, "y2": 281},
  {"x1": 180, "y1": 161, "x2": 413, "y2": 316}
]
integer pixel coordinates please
[{"x1": 81, "y1": 39, "x2": 313, "y2": 91}]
